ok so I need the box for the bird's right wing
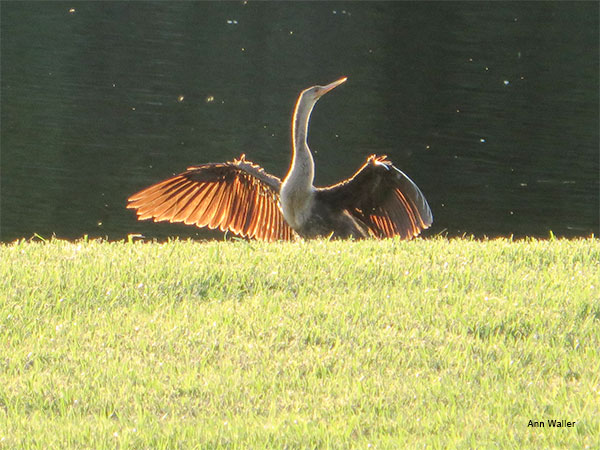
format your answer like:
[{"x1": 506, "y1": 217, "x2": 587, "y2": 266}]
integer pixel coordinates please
[{"x1": 127, "y1": 155, "x2": 296, "y2": 241}]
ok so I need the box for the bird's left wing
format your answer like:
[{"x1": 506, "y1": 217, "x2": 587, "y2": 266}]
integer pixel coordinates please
[
  {"x1": 316, "y1": 155, "x2": 433, "y2": 239},
  {"x1": 127, "y1": 155, "x2": 296, "y2": 241}
]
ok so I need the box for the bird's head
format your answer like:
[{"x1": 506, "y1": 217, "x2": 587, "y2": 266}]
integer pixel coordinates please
[
  {"x1": 299, "y1": 77, "x2": 347, "y2": 104},
  {"x1": 292, "y1": 77, "x2": 348, "y2": 145}
]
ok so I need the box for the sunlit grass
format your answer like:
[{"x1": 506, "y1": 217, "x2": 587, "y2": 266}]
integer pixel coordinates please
[{"x1": 1, "y1": 236, "x2": 598, "y2": 449}]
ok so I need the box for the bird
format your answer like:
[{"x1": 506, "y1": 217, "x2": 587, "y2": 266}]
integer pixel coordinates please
[{"x1": 127, "y1": 77, "x2": 433, "y2": 241}]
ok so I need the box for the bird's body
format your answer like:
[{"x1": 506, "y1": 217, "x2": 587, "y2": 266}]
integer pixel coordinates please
[{"x1": 128, "y1": 77, "x2": 433, "y2": 241}]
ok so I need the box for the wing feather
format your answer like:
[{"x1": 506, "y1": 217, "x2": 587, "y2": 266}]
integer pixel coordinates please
[
  {"x1": 205, "y1": 182, "x2": 226, "y2": 229},
  {"x1": 127, "y1": 156, "x2": 296, "y2": 241},
  {"x1": 170, "y1": 184, "x2": 204, "y2": 222},
  {"x1": 248, "y1": 186, "x2": 264, "y2": 238},
  {"x1": 393, "y1": 190, "x2": 418, "y2": 234},
  {"x1": 265, "y1": 195, "x2": 277, "y2": 241},
  {"x1": 128, "y1": 176, "x2": 185, "y2": 203},
  {"x1": 214, "y1": 180, "x2": 233, "y2": 231},
  {"x1": 129, "y1": 176, "x2": 189, "y2": 209},
  {"x1": 154, "y1": 184, "x2": 196, "y2": 221},
  {"x1": 259, "y1": 191, "x2": 271, "y2": 240},
  {"x1": 261, "y1": 189, "x2": 275, "y2": 242},
  {"x1": 145, "y1": 181, "x2": 196, "y2": 219},
  {"x1": 194, "y1": 181, "x2": 221, "y2": 228},
  {"x1": 185, "y1": 183, "x2": 218, "y2": 226},
  {"x1": 230, "y1": 178, "x2": 247, "y2": 234},
  {"x1": 216, "y1": 180, "x2": 235, "y2": 231}
]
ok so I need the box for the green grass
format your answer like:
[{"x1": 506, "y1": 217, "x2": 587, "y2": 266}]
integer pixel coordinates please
[{"x1": 1, "y1": 236, "x2": 599, "y2": 449}]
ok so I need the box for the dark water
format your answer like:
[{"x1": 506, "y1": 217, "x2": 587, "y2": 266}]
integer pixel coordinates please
[{"x1": 2, "y1": 2, "x2": 598, "y2": 241}]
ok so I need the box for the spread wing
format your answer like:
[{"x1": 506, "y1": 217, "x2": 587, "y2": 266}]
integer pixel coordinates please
[
  {"x1": 316, "y1": 155, "x2": 433, "y2": 239},
  {"x1": 127, "y1": 155, "x2": 296, "y2": 242}
]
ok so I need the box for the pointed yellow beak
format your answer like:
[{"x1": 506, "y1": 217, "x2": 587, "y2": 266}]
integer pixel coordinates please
[{"x1": 317, "y1": 77, "x2": 347, "y2": 97}]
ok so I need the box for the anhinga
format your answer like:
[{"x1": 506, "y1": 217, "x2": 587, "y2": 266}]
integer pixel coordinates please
[{"x1": 127, "y1": 77, "x2": 433, "y2": 241}]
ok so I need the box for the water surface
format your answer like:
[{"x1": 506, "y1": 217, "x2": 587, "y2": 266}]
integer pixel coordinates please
[{"x1": 2, "y1": 2, "x2": 598, "y2": 241}]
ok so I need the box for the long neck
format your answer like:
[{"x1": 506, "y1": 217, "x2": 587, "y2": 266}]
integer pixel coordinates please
[{"x1": 285, "y1": 95, "x2": 317, "y2": 190}]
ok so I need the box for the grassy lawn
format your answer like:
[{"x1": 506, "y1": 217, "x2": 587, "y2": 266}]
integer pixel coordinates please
[{"x1": 0, "y1": 236, "x2": 598, "y2": 449}]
